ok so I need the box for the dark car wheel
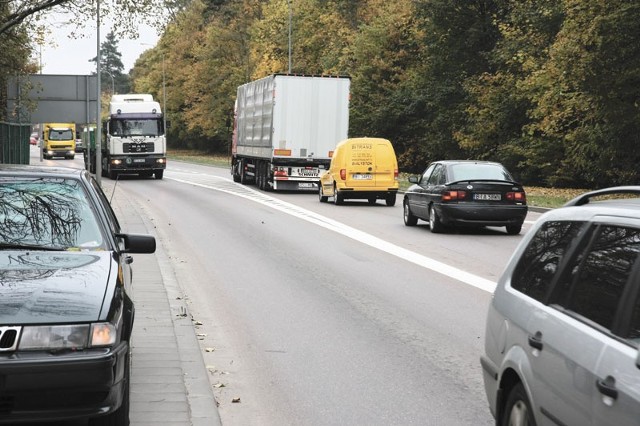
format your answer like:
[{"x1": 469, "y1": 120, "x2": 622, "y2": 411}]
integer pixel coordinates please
[
  {"x1": 429, "y1": 205, "x2": 444, "y2": 233},
  {"x1": 506, "y1": 224, "x2": 523, "y2": 235},
  {"x1": 403, "y1": 200, "x2": 418, "y2": 226},
  {"x1": 501, "y1": 382, "x2": 536, "y2": 426}
]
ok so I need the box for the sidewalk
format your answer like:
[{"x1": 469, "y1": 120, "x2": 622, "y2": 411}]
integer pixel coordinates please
[{"x1": 107, "y1": 182, "x2": 221, "y2": 426}]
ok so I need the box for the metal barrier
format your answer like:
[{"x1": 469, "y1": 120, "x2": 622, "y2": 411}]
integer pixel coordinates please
[{"x1": 0, "y1": 122, "x2": 30, "y2": 164}]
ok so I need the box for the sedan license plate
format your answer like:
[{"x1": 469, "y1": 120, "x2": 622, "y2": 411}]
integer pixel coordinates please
[
  {"x1": 352, "y1": 174, "x2": 372, "y2": 180},
  {"x1": 474, "y1": 193, "x2": 501, "y2": 201}
]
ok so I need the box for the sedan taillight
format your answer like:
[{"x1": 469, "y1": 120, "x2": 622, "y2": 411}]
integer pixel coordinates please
[
  {"x1": 506, "y1": 191, "x2": 526, "y2": 203},
  {"x1": 442, "y1": 190, "x2": 467, "y2": 201}
]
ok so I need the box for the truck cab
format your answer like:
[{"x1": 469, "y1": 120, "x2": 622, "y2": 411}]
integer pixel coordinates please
[{"x1": 42, "y1": 123, "x2": 76, "y2": 160}]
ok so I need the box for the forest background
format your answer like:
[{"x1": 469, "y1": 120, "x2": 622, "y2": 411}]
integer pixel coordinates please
[{"x1": 2, "y1": 0, "x2": 640, "y2": 189}]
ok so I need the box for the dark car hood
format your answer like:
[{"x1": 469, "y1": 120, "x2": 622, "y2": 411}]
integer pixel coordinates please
[{"x1": 0, "y1": 251, "x2": 113, "y2": 325}]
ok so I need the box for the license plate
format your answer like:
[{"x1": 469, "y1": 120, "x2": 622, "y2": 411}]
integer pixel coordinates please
[
  {"x1": 296, "y1": 169, "x2": 319, "y2": 177},
  {"x1": 352, "y1": 174, "x2": 372, "y2": 180},
  {"x1": 133, "y1": 158, "x2": 146, "y2": 163},
  {"x1": 474, "y1": 193, "x2": 501, "y2": 201},
  {"x1": 298, "y1": 182, "x2": 314, "y2": 188}
]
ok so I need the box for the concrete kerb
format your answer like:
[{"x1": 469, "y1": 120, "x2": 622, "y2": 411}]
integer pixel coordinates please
[{"x1": 105, "y1": 181, "x2": 221, "y2": 426}]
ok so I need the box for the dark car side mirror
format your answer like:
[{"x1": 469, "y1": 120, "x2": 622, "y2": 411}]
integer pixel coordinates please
[{"x1": 116, "y1": 233, "x2": 156, "y2": 254}]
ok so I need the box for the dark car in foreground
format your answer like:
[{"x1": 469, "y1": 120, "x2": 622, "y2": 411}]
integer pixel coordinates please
[
  {"x1": 0, "y1": 165, "x2": 156, "y2": 425},
  {"x1": 481, "y1": 187, "x2": 640, "y2": 426},
  {"x1": 402, "y1": 160, "x2": 528, "y2": 234}
]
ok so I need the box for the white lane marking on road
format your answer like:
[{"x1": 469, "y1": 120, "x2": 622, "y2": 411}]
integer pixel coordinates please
[{"x1": 166, "y1": 170, "x2": 497, "y2": 293}]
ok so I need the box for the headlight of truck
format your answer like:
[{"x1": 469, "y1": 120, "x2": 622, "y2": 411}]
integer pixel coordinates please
[{"x1": 19, "y1": 323, "x2": 116, "y2": 350}]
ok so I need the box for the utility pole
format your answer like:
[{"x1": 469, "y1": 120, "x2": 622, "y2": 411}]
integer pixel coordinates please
[{"x1": 96, "y1": 0, "x2": 102, "y2": 185}]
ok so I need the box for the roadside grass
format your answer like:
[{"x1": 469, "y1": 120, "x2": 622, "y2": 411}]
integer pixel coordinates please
[{"x1": 168, "y1": 150, "x2": 586, "y2": 209}]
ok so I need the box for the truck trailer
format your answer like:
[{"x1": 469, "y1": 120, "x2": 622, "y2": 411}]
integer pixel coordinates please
[
  {"x1": 231, "y1": 74, "x2": 350, "y2": 191},
  {"x1": 87, "y1": 94, "x2": 167, "y2": 180}
]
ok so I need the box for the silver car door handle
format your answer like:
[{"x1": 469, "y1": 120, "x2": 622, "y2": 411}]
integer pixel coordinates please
[
  {"x1": 528, "y1": 331, "x2": 543, "y2": 351},
  {"x1": 596, "y1": 376, "x2": 618, "y2": 400}
]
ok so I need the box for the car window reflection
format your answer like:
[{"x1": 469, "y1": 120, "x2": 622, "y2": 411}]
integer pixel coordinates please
[{"x1": 0, "y1": 178, "x2": 105, "y2": 250}]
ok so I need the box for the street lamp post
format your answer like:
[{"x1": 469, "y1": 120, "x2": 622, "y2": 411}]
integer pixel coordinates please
[{"x1": 104, "y1": 70, "x2": 115, "y2": 94}]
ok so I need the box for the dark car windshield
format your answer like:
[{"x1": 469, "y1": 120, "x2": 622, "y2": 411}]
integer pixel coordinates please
[
  {"x1": 449, "y1": 163, "x2": 513, "y2": 182},
  {"x1": 0, "y1": 177, "x2": 105, "y2": 250}
]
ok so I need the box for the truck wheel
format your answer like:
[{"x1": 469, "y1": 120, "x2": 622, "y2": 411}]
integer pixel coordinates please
[
  {"x1": 239, "y1": 161, "x2": 248, "y2": 185},
  {"x1": 154, "y1": 170, "x2": 164, "y2": 180},
  {"x1": 232, "y1": 162, "x2": 241, "y2": 182}
]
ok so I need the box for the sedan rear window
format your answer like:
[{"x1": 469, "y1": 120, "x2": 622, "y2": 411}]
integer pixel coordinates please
[
  {"x1": 0, "y1": 177, "x2": 105, "y2": 250},
  {"x1": 449, "y1": 164, "x2": 512, "y2": 182}
]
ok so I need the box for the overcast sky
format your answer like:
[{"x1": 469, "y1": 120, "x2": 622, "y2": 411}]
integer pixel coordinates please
[{"x1": 37, "y1": 14, "x2": 159, "y2": 75}]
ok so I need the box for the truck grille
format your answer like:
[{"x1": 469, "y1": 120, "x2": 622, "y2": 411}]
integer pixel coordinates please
[
  {"x1": 0, "y1": 326, "x2": 20, "y2": 351},
  {"x1": 123, "y1": 142, "x2": 155, "y2": 153}
]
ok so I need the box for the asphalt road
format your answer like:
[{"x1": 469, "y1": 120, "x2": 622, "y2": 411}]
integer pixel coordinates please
[{"x1": 31, "y1": 150, "x2": 543, "y2": 425}]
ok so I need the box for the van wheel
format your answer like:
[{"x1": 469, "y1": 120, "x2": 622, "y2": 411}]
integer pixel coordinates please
[
  {"x1": 333, "y1": 185, "x2": 344, "y2": 205},
  {"x1": 319, "y1": 185, "x2": 328, "y2": 202},
  {"x1": 429, "y1": 206, "x2": 444, "y2": 233},
  {"x1": 386, "y1": 193, "x2": 396, "y2": 206},
  {"x1": 501, "y1": 383, "x2": 536, "y2": 426},
  {"x1": 403, "y1": 201, "x2": 418, "y2": 226},
  {"x1": 368, "y1": 198, "x2": 376, "y2": 205}
]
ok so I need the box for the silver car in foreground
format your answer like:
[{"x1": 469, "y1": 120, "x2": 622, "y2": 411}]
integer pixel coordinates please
[{"x1": 481, "y1": 186, "x2": 640, "y2": 426}]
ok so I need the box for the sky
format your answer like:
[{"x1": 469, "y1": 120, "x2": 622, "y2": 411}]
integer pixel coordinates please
[{"x1": 37, "y1": 13, "x2": 160, "y2": 75}]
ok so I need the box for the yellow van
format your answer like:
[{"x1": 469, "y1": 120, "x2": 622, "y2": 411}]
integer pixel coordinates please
[{"x1": 319, "y1": 137, "x2": 399, "y2": 206}]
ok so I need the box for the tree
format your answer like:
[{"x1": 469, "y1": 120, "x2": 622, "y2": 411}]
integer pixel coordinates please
[{"x1": 90, "y1": 31, "x2": 129, "y2": 94}]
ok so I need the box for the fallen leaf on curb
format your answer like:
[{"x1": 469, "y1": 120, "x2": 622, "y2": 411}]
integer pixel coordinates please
[
  {"x1": 194, "y1": 321, "x2": 203, "y2": 326},
  {"x1": 214, "y1": 383, "x2": 225, "y2": 388},
  {"x1": 205, "y1": 347, "x2": 216, "y2": 352},
  {"x1": 232, "y1": 397, "x2": 241, "y2": 403},
  {"x1": 197, "y1": 333, "x2": 207, "y2": 337}
]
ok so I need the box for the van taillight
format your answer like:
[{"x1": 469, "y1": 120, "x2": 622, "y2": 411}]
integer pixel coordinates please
[
  {"x1": 394, "y1": 169, "x2": 398, "y2": 180},
  {"x1": 442, "y1": 191, "x2": 467, "y2": 201},
  {"x1": 340, "y1": 169, "x2": 346, "y2": 180},
  {"x1": 506, "y1": 191, "x2": 526, "y2": 202}
]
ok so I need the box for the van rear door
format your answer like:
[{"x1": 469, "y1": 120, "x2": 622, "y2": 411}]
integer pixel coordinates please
[
  {"x1": 374, "y1": 142, "x2": 396, "y2": 188},
  {"x1": 345, "y1": 141, "x2": 376, "y2": 188}
]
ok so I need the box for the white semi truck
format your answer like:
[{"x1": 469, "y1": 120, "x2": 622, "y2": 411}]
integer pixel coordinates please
[
  {"x1": 231, "y1": 74, "x2": 351, "y2": 191},
  {"x1": 90, "y1": 94, "x2": 167, "y2": 180}
]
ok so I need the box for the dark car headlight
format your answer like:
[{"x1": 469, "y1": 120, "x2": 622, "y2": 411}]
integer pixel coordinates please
[{"x1": 18, "y1": 323, "x2": 117, "y2": 350}]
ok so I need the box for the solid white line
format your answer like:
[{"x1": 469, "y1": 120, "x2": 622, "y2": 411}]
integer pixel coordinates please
[{"x1": 167, "y1": 172, "x2": 497, "y2": 293}]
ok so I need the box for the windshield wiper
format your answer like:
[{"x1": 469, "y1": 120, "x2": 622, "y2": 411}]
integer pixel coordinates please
[{"x1": 0, "y1": 243, "x2": 68, "y2": 251}]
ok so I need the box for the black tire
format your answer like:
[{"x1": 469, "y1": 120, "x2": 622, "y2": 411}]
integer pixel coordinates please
[
  {"x1": 386, "y1": 193, "x2": 396, "y2": 207},
  {"x1": 154, "y1": 170, "x2": 164, "y2": 180},
  {"x1": 506, "y1": 224, "x2": 522, "y2": 235},
  {"x1": 368, "y1": 198, "x2": 376, "y2": 205},
  {"x1": 501, "y1": 382, "x2": 536, "y2": 426},
  {"x1": 89, "y1": 349, "x2": 130, "y2": 426},
  {"x1": 239, "y1": 160, "x2": 248, "y2": 185},
  {"x1": 333, "y1": 185, "x2": 344, "y2": 205},
  {"x1": 319, "y1": 185, "x2": 328, "y2": 202},
  {"x1": 403, "y1": 200, "x2": 418, "y2": 226},
  {"x1": 429, "y1": 205, "x2": 444, "y2": 233},
  {"x1": 232, "y1": 162, "x2": 241, "y2": 182}
]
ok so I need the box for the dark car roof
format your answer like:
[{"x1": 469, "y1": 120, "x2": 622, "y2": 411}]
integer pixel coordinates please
[
  {"x1": 434, "y1": 160, "x2": 504, "y2": 167},
  {"x1": 0, "y1": 164, "x2": 87, "y2": 178}
]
